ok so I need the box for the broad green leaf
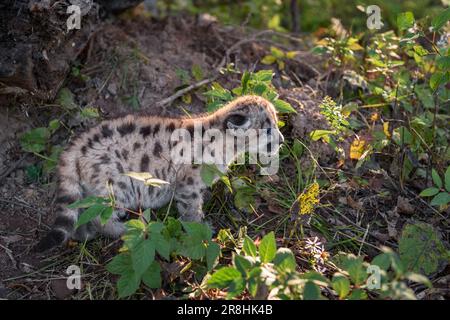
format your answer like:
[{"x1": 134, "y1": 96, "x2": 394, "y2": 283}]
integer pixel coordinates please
[
  {"x1": 445, "y1": 166, "x2": 450, "y2": 192},
  {"x1": 273, "y1": 99, "x2": 296, "y2": 113},
  {"x1": 399, "y1": 222, "x2": 447, "y2": 275},
  {"x1": 131, "y1": 239, "x2": 155, "y2": 276},
  {"x1": 56, "y1": 87, "x2": 77, "y2": 110},
  {"x1": 261, "y1": 55, "x2": 277, "y2": 65},
  {"x1": 273, "y1": 248, "x2": 296, "y2": 272},
  {"x1": 436, "y1": 56, "x2": 450, "y2": 71},
  {"x1": 234, "y1": 254, "x2": 253, "y2": 276},
  {"x1": 432, "y1": 7, "x2": 450, "y2": 31},
  {"x1": 100, "y1": 207, "x2": 114, "y2": 225},
  {"x1": 430, "y1": 72, "x2": 449, "y2": 91},
  {"x1": 242, "y1": 236, "x2": 258, "y2": 257},
  {"x1": 419, "y1": 187, "x2": 440, "y2": 197},
  {"x1": 76, "y1": 204, "x2": 105, "y2": 227},
  {"x1": 303, "y1": 281, "x2": 321, "y2": 300},
  {"x1": 208, "y1": 267, "x2": 242, "y2": 288},
  {"x1": 206, "y1": 242, "x2": 220, "y2": 271},
  {"x1": 106, "y1": 253, "x2": 132, "y2": 275},
  {"x1": 117, "y1": 270, "x2": 141, "y2": 298},
  {"x1": 259, "y1": 231, "x2": 277, "y2": 263},
  {"x1": 200, "y1": 164, "x2": 220, "y2": 187},
  {"x1": 397, "y1": 12, "x2": 415, "y2": 31},
  {"x1": 338, "y1": 254, "x2": 367, "y2": 286},
  {"x1": 430, "y1": 192, "x2": 450, "y2": 206},
  {"x1": 152, "y1": 233, "x2": 170, "y2": 260},
  {"x1": 432, "y1": 169, "x2": 443, "y2": 189},
  {"x1": 332, "y1": 274, "x2": 350, "y2": 299},
  {"x1": 310, "y1": 129, "x2": 334, "y2": 142},
  {"x1": 20, "y1": 127, "x2": 50, "y2": 153},
  {"x1": 68, "y1": 196, "x2": 108, "y2": 209},
  {"x1": 253, "y1": 70, "x2": 274, "y2": 82},
  {"x1": 142, "y1": 261, "x2": 162, "y2": 289},
  {"x1": 371, "y1": 253, "x2": 391, "y2": 271}
]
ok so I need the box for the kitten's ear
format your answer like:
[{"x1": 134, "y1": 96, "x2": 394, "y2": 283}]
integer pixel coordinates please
[{"x1": 225, "y1": 113, "x2": 252, "y2": 130}]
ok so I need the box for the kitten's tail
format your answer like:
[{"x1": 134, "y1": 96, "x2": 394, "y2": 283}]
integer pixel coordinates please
[{"x1": 35, "y1": 195, "x2": 80, "y2": 252}]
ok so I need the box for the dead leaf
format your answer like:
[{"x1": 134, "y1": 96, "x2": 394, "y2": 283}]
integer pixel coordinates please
[
  {"x1": 397, "y1": 196, "x2": 415, "y2": 215},
  {"x1": 349, "y1": 138, "x2": 366, "y2": 160}
]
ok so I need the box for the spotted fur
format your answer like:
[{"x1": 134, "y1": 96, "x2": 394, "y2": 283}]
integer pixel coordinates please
[{"x1": 36, "y1": 95, "x2": 283, "y2": 251}]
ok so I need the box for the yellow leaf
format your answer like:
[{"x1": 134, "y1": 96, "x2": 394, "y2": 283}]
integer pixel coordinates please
[
  {"x1": 350, "y1": 139, "x2": 366, "y2": 160},
  {"x1": 277, "y1": 60, "x2": 285, "y2": 70},
  {"x1": 182, "y1": 93, "x2": 192, "y2": 104},
  {"x1": 370, "y1": 112, "x2": 379, "y2": 122},
  {"x1": 124, "y1": 172, "x2": 170, "y2": 187},
  {"x1": 383, "y1": 122, "x2": 391, "y2": 138},
  {"x1": 261, "y1": 55, "x2": 276, "y2": 65},
  {"x1": 286, "y1": 51, "x2": 299, "y2": 59},
  {"x1": 270, "y1": 46, "x2": 285, "y2": 59}
]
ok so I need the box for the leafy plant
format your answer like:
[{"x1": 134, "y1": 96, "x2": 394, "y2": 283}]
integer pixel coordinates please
[
  {"x1": 204, "y1": 70, "x2": 296, "y2": 113},
  {"x1": 261, "y1": 46, "x2": 298, "y2": 70},
  {"x1": 420, "y1": 166, "x2": 450, "y2": 208}
]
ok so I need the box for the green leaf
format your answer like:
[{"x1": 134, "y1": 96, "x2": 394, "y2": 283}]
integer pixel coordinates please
[
  {"x1": 234, "y1": 254, "x2": 253, "y2": 276},
  {"x1": 272, "y1": 99, "x2": 296, "y2": 113},
  {"x1": 152, "y1": 233, "x2": 170, "y2": 260},
  {"x1": 242, "y1": 236, "x2": 258, "y2": 257},
  {"x1": 208, "y1": 267, "x2": 242, "y2": 288},
  {"x1": 20, "y1": 127, "x2": 50, "y2": 153},
  {"x1": 310, "y1": 129, "x2": 334, "y2": 142},
  {"x1": 206, "y1": 242, "x2": 220, "y2": 271},
  {"x1": 99, "y1": 207, "x2": 114, "y2": 225},
  {"x1": 371, "y1": 253, "x2": 391, "y2": 271},
  {"x1": 80, "y1": 107, "x2": 100, "y2": 119},
  {"x1": 432, "y1": 169, "x2": 443, "y2": 189},
  {"x1": 259, "y1": 232, "x2": 277, "y2": 263},
  {"x1": 430, "y1": 192, "x2": 450, "y2": 206},
  {"x1": 117, "y1": 270, "x2": 141, "y2": 298},
  {"x1": 200, "y1": 164, "x2": 221, "y2": 187},
  {"x1": 445, "y1": 166, "x2": 450, "y2": 193},
  {"x1": 76, "y1": 204, "x2": 105, "y2": 227},
  {"x1": 436, "y1": 56, "x2": 450, "y2": 71},
  {"x1": 273, "y1": 248, "x2": 296, "y2": 272},
  {"x1": 347, "y1": 288, "x2": 367, "y2": 300},
  {"x1": 253, "y1": 70, "x2": 274, "y2": 82},
  {"x1": 131, "y1": 239, "x2": 155, "y2": 277},
  {"x1": 430, "y1": 72, "x2": 449, "y2": 91},
  {"x1": 48, "y1": 119, "x2": 60, "y2": 133},
  {"x1": 142, "y1": 261, "x2": 161, "y2": 289},
  {"x1": 399, "y1": 222, "x2": 447, "y2": 275},
  {"x1": 270, "y1": 46, "x2": 285, "y2": 59},
  {"x1": 419, "y1": 187, "x2": 440, "y2": 197},
  {"x1": 67, "y1": 196, "x2": 108, "y2": 209},
  {"x1": 191, "y1": 64, "x2": 204, "y2": 81},
  {"x1": 56, "y1": 87, "x2": 77, "y2": 110},
  {"x1": 332, "y1": 274, "x2": 350, "y2": 299},
  {"x1": 397, "y1": 12, "x2": 415, "y2": 31},
  {"x1": 303, "y1": 281, "x2": 321, "y2": 300},
  {"x1": 261, "y1": 55, "x2": 277, "y2": 65},
  {"x1": 106, "y1": 253, "x2": 132, "y2": 275},
  {"x1": 432, "y1": 7, "x2": 450, "y2": 31},
  {"x1": 338, "y1": 254, "x2": 367, "y2": 286}
]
